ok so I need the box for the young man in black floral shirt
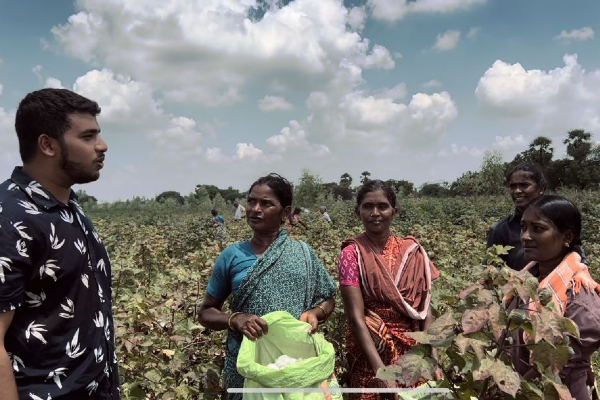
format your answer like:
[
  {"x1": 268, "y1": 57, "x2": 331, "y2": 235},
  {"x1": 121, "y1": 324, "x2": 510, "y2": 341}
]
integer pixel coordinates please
[{"x1": 0, "y1": 89, "x2": 119, "y2": 399}]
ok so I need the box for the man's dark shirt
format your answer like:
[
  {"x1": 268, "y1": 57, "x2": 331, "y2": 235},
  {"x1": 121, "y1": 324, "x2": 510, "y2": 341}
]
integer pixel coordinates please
[
  {"x1": 0, "y1": 167, "x2": 119, "y2": 399},
  {"x1": 486, "y1": 210, "x2": 527, "y2": 271}
]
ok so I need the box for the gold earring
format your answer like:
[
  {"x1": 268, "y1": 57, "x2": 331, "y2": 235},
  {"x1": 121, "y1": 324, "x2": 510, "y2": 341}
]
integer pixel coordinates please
[{"x1": 564, "y1": 242, "x2": 570, "y2": 247}]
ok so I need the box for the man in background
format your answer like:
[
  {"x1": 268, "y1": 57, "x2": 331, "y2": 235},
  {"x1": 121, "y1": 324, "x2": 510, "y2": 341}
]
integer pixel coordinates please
[{"x1": 233, "y1": 201, "x2": 246, "y2": 221}]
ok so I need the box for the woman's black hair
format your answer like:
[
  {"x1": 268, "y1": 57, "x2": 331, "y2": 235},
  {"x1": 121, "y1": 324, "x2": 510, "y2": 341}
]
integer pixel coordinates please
[
  {"x1": 356, "y1": 180, "x2": 397, "y2": 209},
  {"x1": 248, "y1": 173, "x2": 293, "y2": 209},
  {"x1": 211, "y1": 209, "x2": 218, "y2": 216},
  {"x1": 527, "y1": 195, "x2": 584, "y2": 258},
  {"x1": 506, "y1": 162, "x2": 547, "y2": 191}
]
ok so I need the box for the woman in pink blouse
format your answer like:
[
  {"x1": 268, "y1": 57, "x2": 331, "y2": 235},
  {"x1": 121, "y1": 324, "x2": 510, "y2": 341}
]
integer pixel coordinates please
[{"x1": 338, "y1": 180, "x2": 439, "y2": 399}]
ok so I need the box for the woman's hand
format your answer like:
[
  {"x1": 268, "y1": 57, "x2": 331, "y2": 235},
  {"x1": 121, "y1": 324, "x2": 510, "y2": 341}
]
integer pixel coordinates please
[
  {"x1": 299, "y1": 310, "x2": 321, "y2": 334},
  {"x1": 231, "y1": 313, "x2": 268, "y2": 340},
  {"x1": 378, "y1": 378, "x2": 399, "y2": 400}
]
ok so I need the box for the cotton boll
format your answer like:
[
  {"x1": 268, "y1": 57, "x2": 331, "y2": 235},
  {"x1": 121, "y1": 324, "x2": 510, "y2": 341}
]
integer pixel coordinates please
[
  {"x1": 266, "y1": 363, "x2": 280, "y2": 370},
  {"x1": 274, "y1": 355, "x2": 299, "y2": 369}
]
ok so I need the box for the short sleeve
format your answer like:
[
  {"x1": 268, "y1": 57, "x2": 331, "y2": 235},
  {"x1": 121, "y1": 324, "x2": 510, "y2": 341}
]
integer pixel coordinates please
[
  {"x1": 206, "y1": 250, "x2": 232, "y2": 302},
  {"x1": 0, "y1": 218, "x2": 32, "y2": 313},
  {"x1": 338, "y1": 244, "x2": 360, "y2": 287},
  {"x1": 307, "y1": 246, "x2": 337, "y2": 307}
]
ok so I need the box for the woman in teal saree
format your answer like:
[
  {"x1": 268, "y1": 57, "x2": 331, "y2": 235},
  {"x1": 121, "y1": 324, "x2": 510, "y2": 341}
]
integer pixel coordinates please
[{"x1": 199, "y1": 173, "x2": 337, "y2": 398}]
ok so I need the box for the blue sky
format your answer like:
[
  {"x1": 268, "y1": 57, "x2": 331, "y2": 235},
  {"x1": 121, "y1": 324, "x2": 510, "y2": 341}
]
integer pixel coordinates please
[{"x1": 0, "y1": 0, "x2": 599, "y2": 201}]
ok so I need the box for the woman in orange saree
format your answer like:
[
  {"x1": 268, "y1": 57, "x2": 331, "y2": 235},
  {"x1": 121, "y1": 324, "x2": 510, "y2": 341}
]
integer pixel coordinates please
[{"x1": 338, "y1": 180, "x2": 439, "y2": 400}]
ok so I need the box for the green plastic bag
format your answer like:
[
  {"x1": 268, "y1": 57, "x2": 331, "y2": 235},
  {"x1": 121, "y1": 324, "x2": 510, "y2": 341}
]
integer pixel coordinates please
[{"x1": 236, "y1": 311, "x2": 341, "y2": 400}]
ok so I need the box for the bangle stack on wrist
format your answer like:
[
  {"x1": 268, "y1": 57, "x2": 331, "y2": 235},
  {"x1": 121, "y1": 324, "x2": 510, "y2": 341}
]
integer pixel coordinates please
[
  {"x1": 315, "y1": 304, "x2": 328, "y2": 321},
  {"x1": 228, "y1": 312, "x2": 241, "y2": 331}
]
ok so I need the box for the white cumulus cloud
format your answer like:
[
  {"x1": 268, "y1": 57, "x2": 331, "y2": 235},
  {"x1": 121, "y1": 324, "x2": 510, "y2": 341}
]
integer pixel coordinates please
[
  {"x1": 266, "y1": 120, "x2": 330, "y2": 156},
  {"x1": 556, "y1": 27, "x2": 595, "y2": 42},
  {"x1": 467, "y1": 27, "x2": 481, "y2": 40},
  {"x1": 0, "y1": 80, "x2": 19, "y2": 172},
  {"x1": 476, "y1": 54, "x2": 600, "y2": 133},
  {"x1": 438, "y1": 144, "x2": 484, "y2": 158},
  {"x1": 52, "y1": 0, "x2": 395, "y2": 106},
  {"x1": 493, "y1": 135, "x2": 526, "y2": 151},
  {"x1": 73, "y1": 69, "x2": 162, "y2": 124},
  {"x1": 433, "y1": 30, "x2": 461, "y2": 52},
  {"x1": 423, "y1": 79, "x2": 442, "y2": 88},
  {"x1": 368, "y1": 0, "x2": 485, "y2": 21},
  {"x1": 258, "y1": 95, "x2": 293, "y2": 112},
  {"x1": 235, "y1": 143, "x2": 265, "y2": 162}
]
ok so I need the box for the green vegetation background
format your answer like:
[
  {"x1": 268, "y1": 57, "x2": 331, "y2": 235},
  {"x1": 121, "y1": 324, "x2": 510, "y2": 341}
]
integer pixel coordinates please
[{"x1": 85, "y1": 189, "x2": 600, "y2": 399}]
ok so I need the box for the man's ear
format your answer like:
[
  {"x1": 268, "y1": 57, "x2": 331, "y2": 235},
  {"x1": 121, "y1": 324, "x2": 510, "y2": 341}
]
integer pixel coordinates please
[{"x1": 38, "y1": 134, "x2": 58, "y2": 157}]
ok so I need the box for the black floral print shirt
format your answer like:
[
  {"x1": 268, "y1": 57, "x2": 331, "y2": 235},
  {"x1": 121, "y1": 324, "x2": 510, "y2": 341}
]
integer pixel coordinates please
[{"x1": 0, "y1": 167, "x2": 119, "y2": 399}]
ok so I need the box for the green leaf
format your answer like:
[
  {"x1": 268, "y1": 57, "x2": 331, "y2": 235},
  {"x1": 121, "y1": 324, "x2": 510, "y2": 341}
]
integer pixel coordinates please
[
  {"x1": 517, "y1": 379, "x2": 544, "y2": 400},
  {"x1": 533, "y1": 308, "x2": 567, "y2": 346},
  {"x1": 530, "y1": 342, "x2": 572, "y2": 375},
  {"x1": 144, "y1": 369, "x2": 162, "y2": 383},
  {"x1": 563, "y1": 317, "x2": 581, "y2": 342},
  {"x1": 542, "y1": 377, "x2": 576, "y2": 400},
  {"x1": 487, "y1": 303, "x2": 508, "y2": 341},
  {"x1": 461, "y1": 308, "x2": 489, "y2": 335},
  {"x1": 376, "y1": 349, "x2": 437, "y2": 387},
  {"x1": 472, "y1": 359, "x2": 520, "y2": 397},
  {"x1": 406, "y1": 312, "x2": 456, "y2": 347},
  {"x1": 454, "y1": 334, "x2": 487, "y2": 361}
]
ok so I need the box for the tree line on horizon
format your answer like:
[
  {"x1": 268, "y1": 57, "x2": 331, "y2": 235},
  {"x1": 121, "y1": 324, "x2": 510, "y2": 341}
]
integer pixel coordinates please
[{"x1": 77, "y1": 129, "x2": 599, "y2": 208}]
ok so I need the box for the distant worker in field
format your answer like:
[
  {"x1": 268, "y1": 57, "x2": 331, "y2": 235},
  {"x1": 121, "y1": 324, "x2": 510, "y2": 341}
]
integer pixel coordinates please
[
  {"x1": 0, "y1": 89, "x2": 120, "y2": 399},
  {"x1": 487, "y1": 162, "x2": 546, "y2": 270},
  {"x1": 287, "y1": 207, "x2": 308, "y2": 230},
  {"x1": 338, "y1": 180, "x2": 439, "y2": 398},
  {"x1": 233, "y1": 201, "x2": 246, "y2": 221},
  {"x1": 508, "y1": 195, "x2": 600, "y2": 399},
  {"x1": 211, "y1": 209, "x2": 227, "y2": 250},
  {"x1": 319, "y1": 206, "x2": 332, "y2": 224},
  {"x1": 198, "y1": 173, "x2": 336, "y2": 399}
]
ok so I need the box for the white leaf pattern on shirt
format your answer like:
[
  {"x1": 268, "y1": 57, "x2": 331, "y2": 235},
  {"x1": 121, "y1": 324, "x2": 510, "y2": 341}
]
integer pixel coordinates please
[
  {"x1": 86, "y1": 380, "x2": 99, "y2": 395},
  {"x1": 28, "y1": 393, "x2": 52, "y2": 400},
  {"x1": 0, "y1": 257, "x2": 13, "y2": 284},
  {"x1": 59, "y1": 209, "x2": 74, "y2": 224},
  {"x1": 13, "y1": 221, "x2": 33, "y2": 240},
  {"x1": 97, "y1": 259, "x2": 106, "y2": 275},
  {"x1": 39, "y1": 260, "x2": 60, "y2": 281},
  {"x1": 74, "y1": 238, "x2": 86, "y2": 255},
  {"x1": 65, "y1": 328, "x2": 86, "y2": 358},
  {"x1": 58, "y1": 297, "x2": 75, "y2": 319},
  {"x1": 18, "y1": 200, "x2": 41, "y2": 215},
  {"x1": 16, "y1": 239, "x2": 29, "y2": 257},
  {"x1": 81, "y1": 273, "x2": 89, "y2": 288},
  {"x1": 97, "y1": 284, "x2": 105, "y2": 303},
  {"x1": 75, "y1": 213, "x2": 88, "y2": 235},
  {"x1": 25, "y1": 290, "x2": 46, "y2": 307},
  {"x1": 94, "y1": 347, "x2": 104, "y2": 363},
  {"x1": 25, "y1": 321, "x2": 48, "y2": 344},
  {"x1": 49, "y1": 223, "x2": 65, "y2": 250},
  {"x1": 46, "y1": 367, "x2": 67, "y2": 389},
  {"x1": 25, "y1": 181, "x2": 50, "y2": 200},
  {"x1": 8, "y1": 352, "x2": 25, "y2": 372},
  {"x1": 93, "y1": 311, "x2": 104, "y2": 328}
]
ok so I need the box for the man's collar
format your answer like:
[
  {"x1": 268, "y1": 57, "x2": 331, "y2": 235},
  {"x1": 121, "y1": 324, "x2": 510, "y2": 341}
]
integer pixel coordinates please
[
  {"x1": 10, "y1": 167, "x2": 77, "y2": 210},
  {"x1": 508, "y1": 208, "x2": 523, "y2": 223}
]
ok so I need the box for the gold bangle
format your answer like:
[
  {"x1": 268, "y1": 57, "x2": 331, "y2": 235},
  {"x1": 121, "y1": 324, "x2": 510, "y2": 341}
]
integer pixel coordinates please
[
  {"x1": 228, "y1": 312, "x2": 241, "y2": 331},
  {"x1": 315, "y1": 304, "x2": 328, "y2": 320}
]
